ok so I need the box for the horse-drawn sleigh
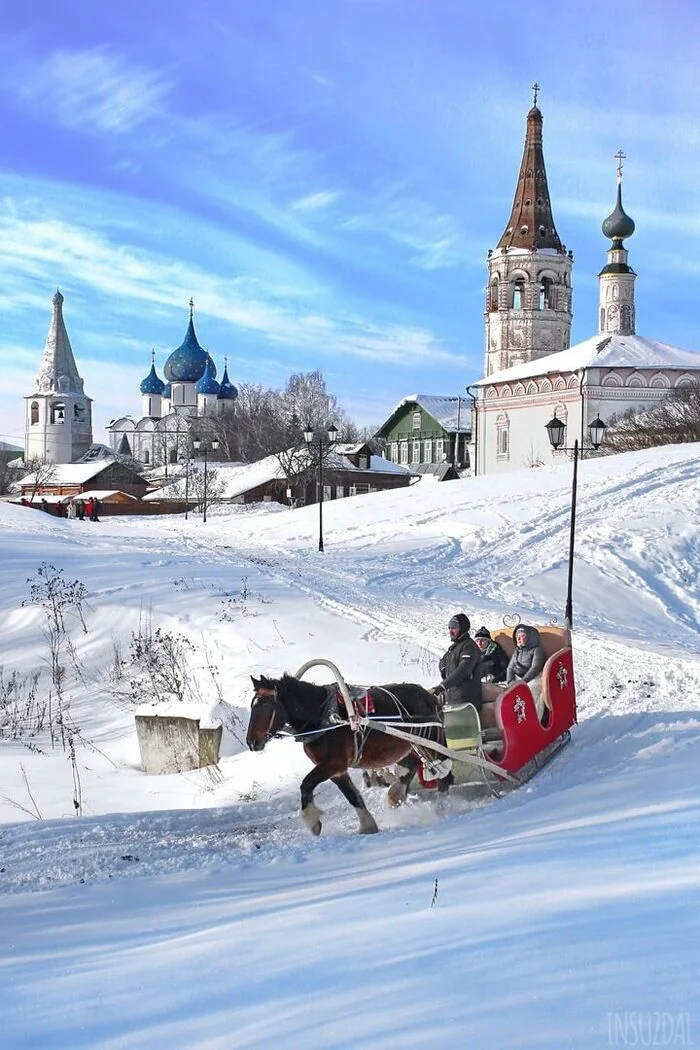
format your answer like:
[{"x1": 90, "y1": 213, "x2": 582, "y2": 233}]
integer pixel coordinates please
[{"x1": 246, "y1": 624, "x2": 576, "y2": 836}]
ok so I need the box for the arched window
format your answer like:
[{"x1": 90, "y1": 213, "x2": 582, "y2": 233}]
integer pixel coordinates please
[
  {"x1": 169, "y1": 447, "x2": 178, "y2": 464},
  {"x1": 74, "y1": 403, "x2": 85, "y2": 422},
  {"x1": 489, "y1": 279, "x2": 499, "y2": 312},
  {"x1": 143, "y1": 449, "x2": 150, "y2": 464},
  {"x1": 496, "y1": 413, "x2": 510, "y2": 460},
  {"x1": 50, "y1": 402, "x2": 65, "y2": 424},
  {"x1": 30, "y1": 402, "x2": 39, "y2": 425},
  {"x1": 512, "y1": 280, "x2": 524, "y2": 310},
  {"x1": 600, "y1": 307, "x2": 606, "y2": 330},
  {"x1": 620, "y1": 305, "x2": 631, "y2": 331},
  {"x1": 539, "y1": 277, "x2": 554, "y2": 310}
]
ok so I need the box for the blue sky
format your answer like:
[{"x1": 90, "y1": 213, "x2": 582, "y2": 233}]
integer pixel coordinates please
[{"x1": 2, "y1": 0, "x2": 700, "y2": 445}]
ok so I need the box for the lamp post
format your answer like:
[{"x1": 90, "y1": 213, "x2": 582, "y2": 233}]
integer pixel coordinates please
[
  {"x1": 192, "y1": 438, "x2": 219, "y2": 524},
  {"x1": 303, "y1": 422, "x2": 338, "y2": 552},
  {"x1": 545, "y1": 413, "x2": 607, "y2": 629},
  {"x1": 465, "y1": 385, "x2": 478, "y2": 477},
  {"x1": 178, "y1": 449, "x2": 190, "y2": 520}
]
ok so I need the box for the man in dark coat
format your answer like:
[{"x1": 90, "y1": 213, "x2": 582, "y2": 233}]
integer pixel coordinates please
[
  {"x1": 473, "y1": 626, "x2": 509, "y2": 683},
  {"x1": 506, "y1": 624, "x2": 545, "y2": 684},
  {"x1": 432, "y1": 613, "x2": 483, "y2": 708}
]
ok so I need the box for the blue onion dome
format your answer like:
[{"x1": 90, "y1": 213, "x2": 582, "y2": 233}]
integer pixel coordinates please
[
  {"x1": 196, "y1": 356, "x2": 220, "y2": 396},
  {"x1": 218, "y1": 363, "x2": 238, "y2": 401},
  {"x1": 163, "y1": 382, "x2": 172, "y2": 399},
  {"x1": 163, "y1": 301, "x2": 209, "y2": 383},
  {"x1": 602, "y1": 182, "x2": 635, "y2": 242},
  {"x1": 139, "y1": 356, "x2": 166, "y2": 396}
]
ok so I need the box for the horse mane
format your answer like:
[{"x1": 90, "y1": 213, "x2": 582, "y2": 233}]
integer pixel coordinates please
[{"x1": 278, "y1": 674, "x2": 329, "y2": 727}]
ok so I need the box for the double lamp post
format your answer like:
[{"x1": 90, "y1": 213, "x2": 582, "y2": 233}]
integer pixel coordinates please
[
  {"x1": 179, "y1": 438, "x2": 219, "y2": 523},
  {"x1": 544, "y1": 413, "x2": 607, "y2": 629},
  {"x1": 193, "y1": 438, "x2": 219, "y2": 524},
  {"x1": 303, "y1": 422, "x2": 338, "y2": 552}
]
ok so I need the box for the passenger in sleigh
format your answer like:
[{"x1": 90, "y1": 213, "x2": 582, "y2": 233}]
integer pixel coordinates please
[
  {"x1": 473, "y1": 626, "x2": 509, "y2": 683},
  {"x1": 505, "y1": 624, "x2": 546, "y2": 715}
]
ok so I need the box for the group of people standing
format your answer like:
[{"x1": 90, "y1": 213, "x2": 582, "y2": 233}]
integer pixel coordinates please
[
  {"x1": 24, "y1": 497, "x2": 101, "y2": 521},
  {"x1": 432, "y1": 613, "x2": 545, "y2": 714}
]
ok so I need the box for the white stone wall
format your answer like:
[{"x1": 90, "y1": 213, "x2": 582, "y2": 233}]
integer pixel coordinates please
[{"x1": 477, "y1": 368, "x2": 698, "y2": 475}]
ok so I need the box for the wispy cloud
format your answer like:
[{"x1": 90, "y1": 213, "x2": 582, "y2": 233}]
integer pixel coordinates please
[
  {"x1": 0, "y1": 202, "x2": 458, "y2": 370},
  {"x1": 291, "y1": 190, "x2": 341, "y2": 212},
  {"x1": 18, "y1": 47, "x2": 171, "y2": 133}
]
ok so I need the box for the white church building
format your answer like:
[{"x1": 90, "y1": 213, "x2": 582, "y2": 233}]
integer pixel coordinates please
[
  {"x1": 106, "y1": 300, "x2": 238, "y2": 467},
  {"x1": 471, "y1": 96, "x2": 700, "y2": 475}
]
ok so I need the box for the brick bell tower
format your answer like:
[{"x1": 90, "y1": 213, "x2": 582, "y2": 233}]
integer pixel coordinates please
[{"x1": 484, "y1": 85, "x2": 573, "y2": 375}]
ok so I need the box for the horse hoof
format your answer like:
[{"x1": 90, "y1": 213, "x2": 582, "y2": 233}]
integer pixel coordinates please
[
  {"x1": 387, "y1": 784, "x2": 407, "y2": 808},
  {"x1": 311, "y1": 821, "x2": 322, "y2": 837}
]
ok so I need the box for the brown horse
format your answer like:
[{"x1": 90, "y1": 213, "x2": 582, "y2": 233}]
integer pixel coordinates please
[{"x1": 247, "y1": 674, "x2": 452, "y2": 836}]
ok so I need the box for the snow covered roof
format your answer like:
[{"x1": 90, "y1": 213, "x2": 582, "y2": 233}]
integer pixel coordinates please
[
  {"x1": 72, "y1": 490, "x2": 138, "y2": 502},
  {"x1": 145, "y1": 450, "x2": 412, "y2": 502},
  {"x1": 382, "y1": 394, "x2": 472, "y2": 432},
  {"x1": 18, "y1": 462, "x2": 113, "y2": 487},
  {"x1": 475, "y1": 333, "x2": 700, "y2": 387}
]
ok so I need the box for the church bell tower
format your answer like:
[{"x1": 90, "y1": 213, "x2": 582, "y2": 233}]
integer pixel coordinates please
[
  {"x1": 484, "y1": 85, "x2": 573, "y2": 375},
  {"x1": 24, "y1": 290, "x2": 93, "y2": 464}
]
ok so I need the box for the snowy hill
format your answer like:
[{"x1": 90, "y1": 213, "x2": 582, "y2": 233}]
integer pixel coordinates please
[{"x1": 1, "y1": 444, "x2": 699, "y2": 1049}]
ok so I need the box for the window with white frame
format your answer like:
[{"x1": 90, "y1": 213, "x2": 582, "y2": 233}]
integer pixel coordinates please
[
  {"x1": 390, "y1": 442, "x2": 398, "y2": 462},
  {"x1": 412, "y1": 411, "x2": 421, "y2": 430},
  {"x1": 435, "y1": 438, "x2": 444, "y2": 460},
  {"x1": 496, "y1": 413, "x2": 510, "y2": 459},
  {"x1": 423, "y1": 439, "x2": 432, "y2": 462},
  {"x1": 336, "y1": 485, "x2": 344, "y2": 499},
  {"x1": 412, "y1": 441, "x2": 420, "y2": 464},
  {"x1": 399, "y1": 442, "x2": 409, "y2": 465}
]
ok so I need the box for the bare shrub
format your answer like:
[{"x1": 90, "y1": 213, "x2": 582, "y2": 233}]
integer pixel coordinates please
[
  {"x1": 0, "y1": 668, "x2": 44, "y2": 739},
  {"x1": 602, "y1": 383, "x2": 700, "y2": 455}
]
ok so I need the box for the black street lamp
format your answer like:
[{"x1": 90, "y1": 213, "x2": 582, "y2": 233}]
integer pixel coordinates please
[
  {"x1": 303, "y1": 422, "x2": 338, "y2": 552},
  {"x1": 178, "y1": 449, "x2": 190, "y2": 520},
  {"x1": 545, "y1": 413, "x2": 607, "y2": 629},
  {"x1": 192, "y1": 438, "x2": 219, "y2": 524}
]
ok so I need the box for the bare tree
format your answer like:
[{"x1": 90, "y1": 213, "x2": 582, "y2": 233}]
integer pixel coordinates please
[
  {"x1": 206, "y1": 370, "x2": 363, "y2": 465},
  {"x1": 187, "y1": 464, "x2": 225, "y2": 512},
  {"x1": 602, "y1": 383, "x2": 700, "y2": 454},
  {"x1": 0, "y1": 456, "x2": 24, "y2": 496},
  {"x1": 22, "y1": 455, "x2": 58, "y2": 503}
]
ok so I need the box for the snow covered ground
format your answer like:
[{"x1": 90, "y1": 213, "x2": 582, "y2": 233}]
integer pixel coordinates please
[{"x1": 1, "y1": 443, "x2": 699, "y2": 1049}]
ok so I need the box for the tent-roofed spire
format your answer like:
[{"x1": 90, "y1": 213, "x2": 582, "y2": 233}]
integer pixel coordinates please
[
  {"x1": 497, "y1": 88, "x2": 564, "y2": 252},
  {"x1": 33, "y1": 289, "x2": 85, "y2": 395}
]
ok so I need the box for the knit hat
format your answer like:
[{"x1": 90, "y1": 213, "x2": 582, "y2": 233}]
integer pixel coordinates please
[
  {"x1": 448, "y1": 613, "x2": 470, "y2": 634},
  {"x1": 474, "y1": 626, "x2": 491, "y2": 640}
]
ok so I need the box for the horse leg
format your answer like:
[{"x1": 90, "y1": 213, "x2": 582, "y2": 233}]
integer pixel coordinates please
[
  {"x1": 300, "y1": 765, "x2": 333, "y2": 836},
  {"x1": 332, "y1": 773, "x2": 379, "y2": 834},
  {"x1": 387, "y1": 753, "x2": 419, "y2": 807}
]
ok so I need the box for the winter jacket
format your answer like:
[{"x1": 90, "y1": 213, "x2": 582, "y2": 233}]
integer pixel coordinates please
[
  {"x1": 505, "y1": 625, "x2": 545, "y2": 685},
  {"x1": 479, "y1": 640, "x2": 509, "y2": 683},
  {"x1": 438, "y1": 632, "x2": 483, "y2": 707}
]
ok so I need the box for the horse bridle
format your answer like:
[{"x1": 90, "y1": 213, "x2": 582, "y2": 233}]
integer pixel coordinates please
[{"x1": 251, "y1": 685, "x2": 283, "y2": 743}]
